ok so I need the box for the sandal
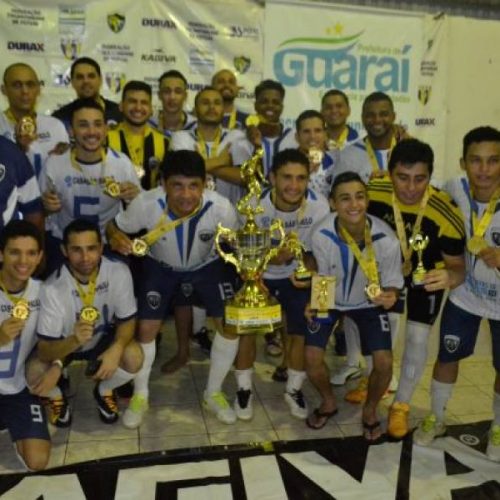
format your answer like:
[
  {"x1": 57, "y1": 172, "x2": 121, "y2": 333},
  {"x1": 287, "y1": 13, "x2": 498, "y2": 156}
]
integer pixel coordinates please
[
  {"x1": 306, "y1": 408, "x2": 339, "y2": 430},
  {"x1": 363, "y1": 420, "x2": 383, "y2": 442}
]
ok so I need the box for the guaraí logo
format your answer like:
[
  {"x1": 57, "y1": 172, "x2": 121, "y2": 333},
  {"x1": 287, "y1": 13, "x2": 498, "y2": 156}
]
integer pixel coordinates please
[
  {"x1": 107, "y1": 13, "x2": 125, "y2": 33},
  {"x1": 234, "y1": 56, "x2": 251, "y2": 74},
  {"x1": 105, "y1": 72, "x2": 126, "y2": 94},
  {"x1": 273, "y1": 23, "x2": 411, "y2": 92}
]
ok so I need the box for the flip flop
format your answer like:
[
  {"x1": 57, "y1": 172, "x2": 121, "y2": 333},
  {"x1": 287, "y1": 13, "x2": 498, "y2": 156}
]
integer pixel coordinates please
[
  {"x1": 306, "y1": 408, "x2": 339, "y2": 430},
  {"x1": 363, "y1": 420, "x2": 383, "y2": 442}
]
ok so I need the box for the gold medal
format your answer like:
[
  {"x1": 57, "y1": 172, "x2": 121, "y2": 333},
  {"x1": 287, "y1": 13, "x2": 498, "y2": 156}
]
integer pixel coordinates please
[
  {"x1": 132, "y1": 238, "x2": 149, "y2": 257},
  {"x1": 245, "y1": 114, "x2": 260, "y2": 127},
  {"x1": 12, "y1": 299, "x2": 30, "y2": 320},
  {"x1": 365, "y1": 282, "x2": 382, "y2": 299},
  {"x1": 80, "y1": 306, "x2": 100, "y2": 323},
  {"x1": 467, "y1": 235, "x2": 488, "y2": 255},
  {"x1": 103, "y1": 178, "x2": 121, "y2": 198},
  {"x1": 327, "y1": 139, "x2": 338, "y2": 151},
  {"x1": 308, "y1": 146, "x2": 324, "y2": 165},
  {"x1": 19, "y1": 116, "x2": 37, "y2": 137},
  {"x1": 402, "y1": 259, "x2": 412, "y2": 277}
]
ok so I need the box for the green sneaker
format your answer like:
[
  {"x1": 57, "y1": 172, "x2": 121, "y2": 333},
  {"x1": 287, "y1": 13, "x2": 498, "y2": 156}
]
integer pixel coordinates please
[
  {"x1": 204, "y1": 391, "x2": 236, "y2": 424},
  {"x1": 122, "y1": 394, "x2": 148, "y2": 429},
  {"x1": 413, "y1": 414, "x2": 446, "y2": 446}
]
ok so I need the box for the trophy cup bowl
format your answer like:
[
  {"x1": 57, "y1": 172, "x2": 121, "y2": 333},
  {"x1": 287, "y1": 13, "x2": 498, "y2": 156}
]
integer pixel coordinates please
[{"x1": 409, "y1": 233, "x2": 429, "y2": 288}]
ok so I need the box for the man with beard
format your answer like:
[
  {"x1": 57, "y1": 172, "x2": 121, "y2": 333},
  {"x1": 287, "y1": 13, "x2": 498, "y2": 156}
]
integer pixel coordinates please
[{"x1": 211, "y1": 69, "x2": 248, "y2": 130}]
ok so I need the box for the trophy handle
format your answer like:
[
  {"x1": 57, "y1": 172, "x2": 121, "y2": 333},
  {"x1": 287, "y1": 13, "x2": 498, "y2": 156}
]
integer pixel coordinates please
[
  {"x1": 261, "y1": 219, "x2": 286, "y2": 270},
  {"x1": 215, "y1": 223, "x2": 241, "y2": 273}
]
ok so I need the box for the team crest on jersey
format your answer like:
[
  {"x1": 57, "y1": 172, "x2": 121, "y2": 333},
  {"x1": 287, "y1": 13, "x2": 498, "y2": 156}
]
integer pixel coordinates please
[
  {"x1": 307, "y1": 320, "x2": 321, "y2": 334},
  {"x1": 198, "y1": 230, "x2": 214, "y2": 243},
  {"x1": 146, "y1": 291, "x2": 161, "y2": 310},
  {"x1": 418, "y1": 85, "x2": 431, "y2": 105},
  {"x1": 64, "y1": 175, "x2": 72, "y2": 188},
  {"x1": 107, "y1": 13, "x2": 126, "y2": 33},
  {"x1": 105, "y1": 72, "x2": 126, "y2": 94},
  {"x1": 233, "y1": 56, "x2": 251, "y2": 74},
  {"x1": 444, "y1": 334, "x2": 460, "y2": 353},
  {"x1": 60, "y1": 38, "x2": 81, "y2": 60},
  {"x1": 0, "y1": 163, "x2": 5, "y2": 182},
  {"x1": 491, "y1": 227, "x2": 500, "y2": 246},
  {"x1": 180, "y1": 283, "x2": 193, "y2": 297}
]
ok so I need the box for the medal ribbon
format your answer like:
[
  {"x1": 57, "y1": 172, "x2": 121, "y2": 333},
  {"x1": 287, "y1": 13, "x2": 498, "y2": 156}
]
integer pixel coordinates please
[
  {"x1": 392, "y1": 187, "x2": 430, "y2": 266},
  {"x1": 196, "y1": 127, "x2": 221, "y2": 160},
  {"x1": 227, "y1": 109, "x2": 237, "y2": 130},
  {"x1": 469, "y1": 185, "x2": 500, "y2": 239},
  {"x1": 364, "y1": 135, "x2": 397, "y2": 173},
  {"x1": 328, "y1": 126, "x2": 348, "y2": 149},
  {"x1": 340, "y1": 222, "x2": 379, "y2": 284},
  {"x1": 0, "y1": 276, "x2": 28, "y2": 310},
  {"x1": 70, "y1": 149, "x2": 108, "y2": 188},
  {"x1": 74, "y1": 268, "x2": 98, "y2": 310}
]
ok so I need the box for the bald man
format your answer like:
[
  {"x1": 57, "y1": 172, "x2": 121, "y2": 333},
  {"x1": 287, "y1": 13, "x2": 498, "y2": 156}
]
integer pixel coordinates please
[{"x1": 211, "y1": 69, "x2": 248, "y2": 130}]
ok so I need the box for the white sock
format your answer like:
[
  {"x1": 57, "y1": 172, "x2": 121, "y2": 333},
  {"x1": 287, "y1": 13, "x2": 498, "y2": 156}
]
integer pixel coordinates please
[
  {"x1": 133, "y1": 341, "x2": 156, "y2": 400},
  {"x1": 47, "y1": 386, "x2": 62, "y2": 399},
  {"x1": 431, "y1": 378, "x2": 454, "y2": 422},
  {"x1": 395, "y1": 321, "x2": 430, "y2": 404},
  {"x1": 388, "y1": 312, "x2": 401, "y2": 350},
  {"x1": 193, "y1": 306, "x2": 207, "y2": 333},
  {"x1": 234, "y1": 368, "x2": 253, "y2": 391},
  {"x1": 344, "y1": 316, "x2": 361, "y2": 367},
  {"x1": 493, "y1": 391, "x2": 500, "y2": 426},
  {"x1": 99, "y1": 367, "x2": 133, "y2": 394},
  {"x1": 286, "y1": 368, "x2": 306, "y2": 393},
  {"x1": 206, "y1": 332, "x2": 239, "y2": 395}
]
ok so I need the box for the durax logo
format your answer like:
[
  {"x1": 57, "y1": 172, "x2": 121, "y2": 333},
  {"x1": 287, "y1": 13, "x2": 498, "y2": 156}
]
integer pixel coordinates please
[
  {"x1": 273, "y1": 24, "x2": 410, "y2": 93},
  {"x1": 8, "y1": 41, "x2": 44, "y2": 52}
]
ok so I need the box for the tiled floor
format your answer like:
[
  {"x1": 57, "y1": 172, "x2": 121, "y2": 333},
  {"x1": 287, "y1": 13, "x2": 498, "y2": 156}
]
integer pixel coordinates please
[{"x1": 0, "y1": 319, "x2": 495, "y2": 473}]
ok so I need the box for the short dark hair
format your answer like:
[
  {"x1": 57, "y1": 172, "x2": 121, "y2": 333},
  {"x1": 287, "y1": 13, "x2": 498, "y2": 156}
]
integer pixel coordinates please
[
  {"x1": 271, "y1": 149, "x2": 309, "y2": 174},
  {"x1": 330, "y1": 172, "x2": 366, "y2": 199},
  {"x1": 388, "y1": 138, "x2": 434, "y2": 176},
  {"x1": 63, "y1": 219, "x2": 102, "y2": 247},
  {"x1": 0, "y1": 220, "x2": 42, "y2": 252},
  {"x1": 161, "y1": 150, "x2": 206, "y2": 182},
  {"x1": 362, "y1": 91, "x2": 393, "y2": 112},
  {"x1": 122, "y1": 80, "x2": 152, "y2": 100},
  {"x1": 158, "y1": 70, "x2": 188, "y2": 88},
  {"x1": 296, "y1": 110, "x2": 325, "y2": 131},
  {"x1": 70, "y1": 97, "x2": 105, "y2": 123},
  {"x1": 462, "y1": 126, "x2": 500, "y2": 159},
  {"x1": 70, "y1": 57, "x2": 101, "y2": 79},
  {"x1": 321, "y1": 89, "x2": 350, "y2": 107},
  {"x1": 194, "y1": 86, "x2": 221, "y2": 108},
  {"x1": 254, "y1": 79, "x2": 285, "y2": 100}
]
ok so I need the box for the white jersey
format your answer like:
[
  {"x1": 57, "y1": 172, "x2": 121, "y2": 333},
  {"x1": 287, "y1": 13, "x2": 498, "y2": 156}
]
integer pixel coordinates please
[
  {"x1": 115, "y1": 187, "x2": 238, "y2": 271},
  {"x1": 256, "y1": 188, "x2": 330, "y2": 280},
  {"x1": 0, "y1": 279, "x2": 41, "y2": 395},
  {"x1": 334, "y1": 138, "x2": 390, "y2": 184},
  {"x1": 308, "y1": 151, "x2": 337, "y2": 199},
  {"x1": 0, "y1": 113, "x2": 69, "y2": 178},
  {"x1": 148, "y1": 110, "x2": 197, "y2": 139},
  {"x1": 171, "y1": 126, "x2": 245, "y2": 204},
  {"x1": 312, "y1": 213, "x2": 404, "y2": 310},
  {"x1": 444, "y1": 177, "x2": 500, "y2": 319},
  {"x1": 39, "y1": 148, "x2": 141, "y2": 240},
  {"x1": 37, "y1": 257, "x2": 137, "y2": 353}
]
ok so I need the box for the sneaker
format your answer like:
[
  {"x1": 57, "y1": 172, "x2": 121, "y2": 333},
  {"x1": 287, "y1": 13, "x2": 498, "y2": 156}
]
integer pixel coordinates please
[
  {"x1": 204, "y1": 391, "x2": 237, "y2": 424},
  {"x1": 234, "y1": 389, "x2": 253, "y2": 420},
  {"x1": 486, "y1": 424, "x2": 500, "y2": 462},
  {"x1": 413, "y1": 414, "x2": 446, "y2": 446},
  {"x1": 93, "y1": 385, "x2": 119, "y2": 424},
  {"x1": 330, "y1": 363, "x2": 363, "y2": 386},
  {"x1": 115, "y1": 381, "x2": 134, "y2": 399},
  {"x1": 47, "y1": 394, "x2": 72, "y2": 428},
  {"x1": 388, "y1": 402, "x2": 410, "y2": 439},
  {"x1": 265, "y1": 333, "x2": 282, "y2": 357},
  {"x1": 191, "y1": 327, "x2": 212, "y2": 355},
  {"x1": 122, "y1": 394, "x2": 149, "y2": 429},
  {"x1": 344, "y1": 377, "x2": 368, "y2": 404},
  {"x1": 284, "y1": 390, "x2": 308, "y2": 419}
]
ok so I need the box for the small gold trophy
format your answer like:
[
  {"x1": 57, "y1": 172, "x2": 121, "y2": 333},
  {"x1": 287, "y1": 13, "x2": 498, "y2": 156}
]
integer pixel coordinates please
[
  {"x1": 215, "y1": 149, "x2": 285, "y2": 335},
  {"x1": 284, "y1": 232, "x2": 312, "y2": 282},
  {"x1": 409, "y1": 233, "x2": 429, "y2": 287},
  {"x1": 311, "y1": 275, "x2": 336, "y2": 319}
]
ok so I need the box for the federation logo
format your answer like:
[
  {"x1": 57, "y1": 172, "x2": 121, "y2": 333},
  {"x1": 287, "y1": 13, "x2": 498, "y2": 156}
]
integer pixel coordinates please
[
  {"x1": 199, "y1": 230, "x2": 214, "y2": 243},
  {"x1": 146, "y1": 291, "x2": 161, "y2": 310},
  {"x1": 418, "y1": 85, "x2": 431, "y2": 105},
  {"x1": 491, "y1": 227, "x2": 500, "y2": 246},
  {"x1": 307, "y1": 321, "x2": 321, "y2": 334},
  {"x1": 60, "y1": 38, "x2": 81, "y2": 60},
  {"x1": 105, "y1": 72, "x2": 126, "y2": 94},
  {"x1": 107, "y1": 13, "x2": 126, "y2": 33},
  {"x1": 444, "y1": 334, "x2": 460, "y2": 354},
  {"x1": 0, "y1": 164, "x2": 5, "y2": 183},
  {"x1": 180, "y1": 283, "x2": 193, "y2": 298},
  {"x1": 233, "y1": 56, "x2": 251, "y2": 74}
]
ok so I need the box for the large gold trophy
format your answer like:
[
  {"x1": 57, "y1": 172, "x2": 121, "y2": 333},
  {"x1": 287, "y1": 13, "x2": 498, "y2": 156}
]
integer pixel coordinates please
[{"x1": 215, "y1": 149, "x2": 286, "y2": 335}]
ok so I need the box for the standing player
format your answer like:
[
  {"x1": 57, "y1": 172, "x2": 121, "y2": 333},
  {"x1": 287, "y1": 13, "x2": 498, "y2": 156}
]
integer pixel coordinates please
[
  {"x1": 36, "y1": 219, "x2": 142, "y2": 427},
  {"x1": 211, "y1": 69, "x2": 248, "y2": 130},
  {"x1": 307, "y1": 172, "x2": 403, "y2": 439},
  {"x1": 414, "y1": 127, "x2": 500, "y2": 462}
]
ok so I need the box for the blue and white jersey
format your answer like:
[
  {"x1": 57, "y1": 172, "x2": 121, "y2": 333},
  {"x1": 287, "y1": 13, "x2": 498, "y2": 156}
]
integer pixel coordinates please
[
  {"x1": 444, "y1": 177, "x2": 500, "y2": 320},
  {"x1": 222, "y1": 109, "x2": 249, "y2": 130},
  {"x1": 115, "y1": 187, "x2": 238, "y2": 271},
  {"x1": 308, "y1": 151, "x2": 337, "y2": 199},
  {"x1": 231, "y1": 127, "x2": 298, "y2": 179},
  {"x1": 312, "y1": 213, "x2": 403, "y2": 311},
  {"x1": 256, "y1": 188, "x2": 330, "y2": 280},
  {"x1": 334, "y1": 138, "x2": 390, "y2": 184},
  {"x1": 0, "y1": 136, "x2": 42, "y2": 228},
  {"x1": 39, "y1": 148, "x2": 141, "y2": 240},
  {"x1": 0, "y1": 113, "x2": 69, "y2": 178},
  {"x1": 148, "y1": 110, "x2": 197, "y2": 139},
  {"x1": 37, "y1": 257, "x2": 137, "y2": 353},
  {"x1": 0, "y1": 279, "x2": 41, "y2": 395},
  {"x1": 171, "y1": 126, "x2": 245, "y2": 203}
]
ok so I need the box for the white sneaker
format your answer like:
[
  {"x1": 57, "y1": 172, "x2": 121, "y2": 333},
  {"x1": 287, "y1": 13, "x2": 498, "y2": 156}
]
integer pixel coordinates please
[
  {"x1": 413, "y1": 414, "x2": 446, "y2": 446},
  {"x1": 284, "y1": 390, "x2": 308, "y2": 419},
  {"x1": 388, "y1": 374, "x2": 399, "y2": 393},
  {"x1": 330, "y1": 363, "x2": 363, "y2": 386},
  {"x1": 486, "y1": 424, "x2": 500, "y2": 462},
  {"x1": 204, "y1": 391, "x2": 237, "y2": 424},
  {"x1": 122, "y1": 394, "x2": 148, "y2": 429},
  {"x1": 234, "y1": 389, "x2": 254, "y2": 420}
]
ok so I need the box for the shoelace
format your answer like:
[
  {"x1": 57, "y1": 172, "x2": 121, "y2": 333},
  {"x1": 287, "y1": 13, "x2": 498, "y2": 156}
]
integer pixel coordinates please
[{"x1": 101, "y1": 393, "x2": 118, "y2": 413}]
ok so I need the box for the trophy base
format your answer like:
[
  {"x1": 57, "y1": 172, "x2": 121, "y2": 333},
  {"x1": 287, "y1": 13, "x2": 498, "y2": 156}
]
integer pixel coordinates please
[
  {"x1": 411, "y1": 281, "x2": 425, "y2": 289},
  {"x1": 224, "y1": 302, "x2": 282, "y2": 335}
]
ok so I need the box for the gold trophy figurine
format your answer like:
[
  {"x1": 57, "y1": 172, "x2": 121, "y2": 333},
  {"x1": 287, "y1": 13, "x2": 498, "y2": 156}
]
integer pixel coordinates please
[
  {"x1": 215, "y1": 149, "x2": 285, "y2": 335},
  {"x1": 409, "y1": 233, "x2": 429, "y2": 287},
  {"x1": 285, "y1": 232, "x2": 312, "y2": 282},
  {"x1": 311, "y1": 275, "x2": 336, "y2": 319}
]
